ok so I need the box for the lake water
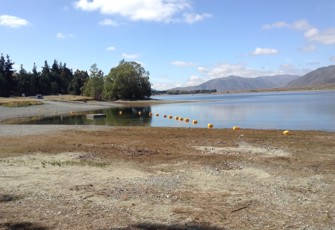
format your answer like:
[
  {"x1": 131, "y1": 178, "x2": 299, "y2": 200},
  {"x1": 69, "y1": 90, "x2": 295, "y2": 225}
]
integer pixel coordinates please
[{"x1": 26, "y1": 90, "x2": 335, "y2": 131}]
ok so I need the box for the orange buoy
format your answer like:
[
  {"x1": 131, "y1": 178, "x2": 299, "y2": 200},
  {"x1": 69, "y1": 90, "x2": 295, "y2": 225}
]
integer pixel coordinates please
[
  {"x1": 179, "y1": 117, "x2": 184, "y2": 121},
  {"x1": 185, "y1": 118, "x2": 189, "y2": 122},
  {"x1": 175, "y1": 116, "x2": 179, "y2": 120},
  {"x1": 232, "y1": 126, "x2": 240, "y2": 130},
  {"x1": 192, "y1": 120, "x2": 198, "y2": 125},
  {"x1": 208, "y1": 123, "x2": 214, "y2": 129},
  {"x1": 155, "y1": 113, "x2": 159, "y2": 117},
  {"x1": 163, "y1": 115, "x2": 167, "y2": 118},
  {"x1": 169, "y1": 115, "x2": 173, "y2": 119},
  {"x1": 148, "y1": 112, "x2": 152, "y2": 117}
]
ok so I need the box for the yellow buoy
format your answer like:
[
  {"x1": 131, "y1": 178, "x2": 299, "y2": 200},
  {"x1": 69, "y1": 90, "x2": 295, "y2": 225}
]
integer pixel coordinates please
[
  {"x1": 179, "y1": 117, "x2": 184, "y2": 121},
  {"x1": 185, "y1": 118, "x2": 189, "y2": 122},
  {"x1": 148, "y1": 112, "x2": 152, "y2": 117},
  {"x1": 233, "y1": 126, "x2": 240, "y2": 130},
  {"x1": 175, "y1": 116, "x2": 179, "y2": 120},
  {"x1": 169, "y1": 115, "x2": 173, "y2": 119},
  {"x1": 282, "y1": 130, "x2": 290, "y2": 135},
  {"x1": 163, "y1": 115, "x2": 167, "y2": 118},
  {"x1": 119, "y1": 111, "x2": 123, "y2": 115},
  {"x1": 208, "y1": 123, "x2": 214, "y2": 129},
  {"x1": 155, "y1": 113, "x2": 159, "y2": 117},
  {"x1": 192, "y1": 120, "x2": 198, "y2": 125}
]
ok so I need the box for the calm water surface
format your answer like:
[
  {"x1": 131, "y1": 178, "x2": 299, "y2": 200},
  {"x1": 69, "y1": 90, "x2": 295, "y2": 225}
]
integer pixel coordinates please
[{"x1": 26, "y1": 90, "x2": 335, "y2": 131}]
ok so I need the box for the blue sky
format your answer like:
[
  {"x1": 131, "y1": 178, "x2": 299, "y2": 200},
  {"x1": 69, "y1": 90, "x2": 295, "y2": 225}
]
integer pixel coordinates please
[{"x1": 1, "y1": 0, "x2": 335, "y2": 90}]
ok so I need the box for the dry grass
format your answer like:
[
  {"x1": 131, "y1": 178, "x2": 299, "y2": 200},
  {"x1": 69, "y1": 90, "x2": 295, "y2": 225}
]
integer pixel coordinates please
[
  {"x1": 0, "y1": 97, "x2": 43, "y2": 107},
  {"x1": 43, "y1": 94, "x2": 93, "y2": 102}
]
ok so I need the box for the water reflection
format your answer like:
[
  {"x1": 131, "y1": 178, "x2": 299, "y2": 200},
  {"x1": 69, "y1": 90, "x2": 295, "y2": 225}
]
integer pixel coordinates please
[
  {"x1": 22, "y1": 90, "x2": 335, "y2": 131},
  {"x1": 26, "y1": 107, "x2": 153, "y2": 126}
]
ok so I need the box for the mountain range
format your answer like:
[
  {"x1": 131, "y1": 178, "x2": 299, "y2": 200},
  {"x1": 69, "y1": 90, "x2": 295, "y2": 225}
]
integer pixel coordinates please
[{"x1": 169, "y1": 65, "x2": 335, "y2": 92}]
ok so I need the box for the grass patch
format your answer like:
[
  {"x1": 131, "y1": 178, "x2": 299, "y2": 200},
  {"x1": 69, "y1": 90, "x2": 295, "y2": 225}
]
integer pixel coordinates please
[
  {"x1": 43, "y1": 95, "x2": 93, "y2": 102},
  {"x1": 0, "y1": 98, "x2": 43, "y2": 107},
  {"x1": 41, "y1": 160, "x2": 108, "y2": 168}
]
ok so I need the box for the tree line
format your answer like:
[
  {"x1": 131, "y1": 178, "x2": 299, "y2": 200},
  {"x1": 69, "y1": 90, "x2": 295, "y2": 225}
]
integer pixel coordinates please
[{"x1": 0, "y1": 53, "x2": 152, "y2": 100}]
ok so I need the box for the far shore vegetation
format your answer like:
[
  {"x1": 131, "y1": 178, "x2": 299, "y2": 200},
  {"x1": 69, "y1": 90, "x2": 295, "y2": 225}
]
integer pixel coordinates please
[{"x1": 0, "y1": 54, "x2": 151, "y2": 101}]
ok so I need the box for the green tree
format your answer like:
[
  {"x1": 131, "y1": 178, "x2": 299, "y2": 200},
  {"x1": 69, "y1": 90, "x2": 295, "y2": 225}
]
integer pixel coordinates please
[
  {"x1": 40, "y1": 60, "x2": 51, "y2": 94},
  {"x1": 15, "y1": 64, "x2": 31, "y2": 96},
  {"x1": 0, "y1": 54, "x2": 15, "y2": 97},
  {"x1": 59, "y1": 63, "x2": 73, "y2": 94},
  {"x1": 68, "y1": 70, "x2": 89, "y2": 95},
  {"x1": 82, "y1": 64, "x2": 104, "y2": 100},
  {"x1": 104, "y1": 60, "x2": 151, "y2": 100},
  {"x1": 30, "y1": 63, "x2": 40, "y2": 95}
]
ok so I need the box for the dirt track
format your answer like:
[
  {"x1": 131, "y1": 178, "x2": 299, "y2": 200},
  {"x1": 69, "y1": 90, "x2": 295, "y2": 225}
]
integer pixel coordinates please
[{"x1": 0, "y1": 125, "x2": 334, "y2": 229}]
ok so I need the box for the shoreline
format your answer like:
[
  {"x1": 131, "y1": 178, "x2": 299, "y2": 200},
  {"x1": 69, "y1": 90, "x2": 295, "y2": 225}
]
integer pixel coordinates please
[{"x1": 0, "y1": 97, "x2": 188, "y2": 123}]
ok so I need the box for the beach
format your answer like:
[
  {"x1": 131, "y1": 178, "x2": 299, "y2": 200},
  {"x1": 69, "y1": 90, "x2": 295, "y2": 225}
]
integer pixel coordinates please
[{"x1": 0, "y1": 98, "x2": 334, "y2": 229}]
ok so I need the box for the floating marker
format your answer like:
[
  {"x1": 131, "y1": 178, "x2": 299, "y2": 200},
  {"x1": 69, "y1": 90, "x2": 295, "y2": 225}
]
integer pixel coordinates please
[
  {"x1": 185, "y1": 118, "x2": 189, "y2": 123},
  {"x1": 169, "y1": 115, "x2": 173, "y2": 119},
  {"x1": 179, "y1": 117, "x2": 184, "y2": 121},
  {"x1": 233, "y1": 126, "x2": 240, "y2": 130},
  {"x1": 282, "y1": 130, "x2": 290, "y2": 135},
  {"x1": 119, "y1": 111, "x2": 123, "y2": 115},
  {"x1": 138, "y1": 111, "x2": 142, "y2": 116},
  {"x1": 208, "y1": 123, "x2": 214, "y2": 129},
  {"x1": 192, "y1": 120, "x2": 198, "y2": 125},
  {"x1": 148, "y1": 112, "x2": 152, "y2": 117},
  {"x1": 155, "y1": 113, "x2": 159, "y2": 117},
  {"x1": 175, "y1": 116, "x2": 179, "y2": 120},
  {"x1": 163, "y1": 115, "x2": 167, "y2": 118}
]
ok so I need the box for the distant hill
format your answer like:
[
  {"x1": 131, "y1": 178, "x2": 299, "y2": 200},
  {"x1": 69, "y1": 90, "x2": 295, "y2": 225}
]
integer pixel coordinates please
[
  {"x1": 286, "y1": 65, "x2": 335, "y2": 88},
  {"x1": 170, "y1": 74, "x2": 300, "y2": 92}
]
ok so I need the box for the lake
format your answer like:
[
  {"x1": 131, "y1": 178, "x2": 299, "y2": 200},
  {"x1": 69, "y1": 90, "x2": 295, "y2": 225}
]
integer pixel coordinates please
[{"x1": 26, "y1": 90, "x2": 335, "y2": 131}]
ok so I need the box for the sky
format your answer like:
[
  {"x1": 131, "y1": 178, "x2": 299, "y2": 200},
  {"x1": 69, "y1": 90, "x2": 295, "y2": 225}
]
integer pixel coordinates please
[{"x1": 1, "y1": 0, "x2": 335, "y2": 90}]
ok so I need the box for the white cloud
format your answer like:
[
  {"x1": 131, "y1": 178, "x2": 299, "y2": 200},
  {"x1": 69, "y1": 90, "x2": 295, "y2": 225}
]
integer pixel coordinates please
[
  {"x1": 198, "y1": 62, "x2": 309, "y2": 80},
  {"x1": 74, "y1": 0, "x2": 210, "y2": 24},
  {"x1": 304, "y1": 28, "x2": 335, "y2": 45},
  {"x1": 300, "y1": 44, "x2": 316, "y2": 52},
  {"x1": 183, "y1": 12, "x2": 211, "y2": 24},
  {"x1": 74, "y1": 0, "x2": 191, "y2": 22},
  {"x1": 106, "y1": 46, "x2": 116, "y2": 51},
  {"x1": 56, "y1": 32, "x2": 74, "y2": 39},
  {"x1": 197, "y1": 66, "x2": 207, "y2": 73},
  {"x1": 0, "y1": 15, "x2": 29, "y2": 28},
  {"x1": 251, "y1": 47, "x2": 279, "y2": 55},
  {"x1": 171, "y1": 60, "x2": 196, "y2": 67},
  {"x1": 121, "y1": 53, "x2": 139, "y2": 59},
  {"x1": 263, "y1": 19, "x2": 335, "y2": 45},
  {"x1": 262, "y1": 19, "x2": 311, "y2": 31},
  {"x1": 203, "y1": 63, "x2": 263, "y2": 79},
  {"x1": 99, "y1": 19, "x2": 119, "y2": 26},
  {"x1": 330, "y1": 56, "x2": 335, "y2": 63},
  {"x1": 184, "y1": 75, "x2": 205, "y2": 86}
]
